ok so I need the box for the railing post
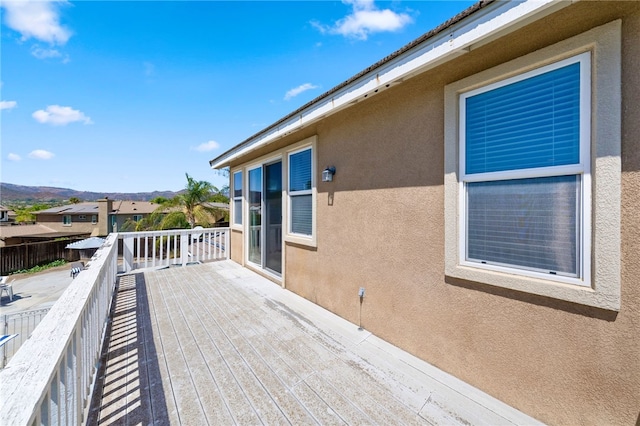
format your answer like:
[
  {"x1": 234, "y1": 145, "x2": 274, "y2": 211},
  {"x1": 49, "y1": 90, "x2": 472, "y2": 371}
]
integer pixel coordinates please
[{"x1": 122, "y1": 234, "x2": 134, "y2": 273}]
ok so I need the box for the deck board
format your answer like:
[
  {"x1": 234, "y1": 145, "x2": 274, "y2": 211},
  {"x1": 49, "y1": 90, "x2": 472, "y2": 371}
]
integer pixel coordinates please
[{"x1": 88, "y1": 261, "x2": 543, "y2": 426}]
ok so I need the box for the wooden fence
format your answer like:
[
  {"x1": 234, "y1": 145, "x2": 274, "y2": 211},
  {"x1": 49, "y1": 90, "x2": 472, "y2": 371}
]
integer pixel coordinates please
[{"x1": 0, "y1": 239, "x2": 82, "y2": 275}]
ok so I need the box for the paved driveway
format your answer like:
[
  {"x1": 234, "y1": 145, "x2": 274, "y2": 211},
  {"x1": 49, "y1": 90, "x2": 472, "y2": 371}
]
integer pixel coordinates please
[{"x1": 0, "y1": 266, "x2": 74, "y2": 315}]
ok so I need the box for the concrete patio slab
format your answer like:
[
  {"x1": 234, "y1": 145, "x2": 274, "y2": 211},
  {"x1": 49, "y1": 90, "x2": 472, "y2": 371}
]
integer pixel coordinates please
[{"x1": 0, "y1": 267, "x2": 75, "y2": 315}]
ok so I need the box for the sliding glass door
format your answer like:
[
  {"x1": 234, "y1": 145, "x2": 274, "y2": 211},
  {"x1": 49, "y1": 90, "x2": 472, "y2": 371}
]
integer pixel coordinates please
[{"x1": 247, "y1": 161, "x2": 282, "y2": 275}]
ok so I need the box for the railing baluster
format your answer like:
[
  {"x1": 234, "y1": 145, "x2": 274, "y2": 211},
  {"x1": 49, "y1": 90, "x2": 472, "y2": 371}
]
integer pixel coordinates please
[
  {"x1": 152, "y1": 234, "x2": 157, "y2": 267},
  {"x1": 51, "y1": 374, "x2": 59, "y2": 426},
  {"x1": 166, "y1": 234, "x2": 171, "y2": 265},
  {"x1": 73, "y1": 329, "x2": 81, "y2": 425},
  {"x1": 144, "y1": 235, "x2": 148, "y2": 268},
  {"x1": 41, "y1": 390, "x2": 49, "y2": 426}
]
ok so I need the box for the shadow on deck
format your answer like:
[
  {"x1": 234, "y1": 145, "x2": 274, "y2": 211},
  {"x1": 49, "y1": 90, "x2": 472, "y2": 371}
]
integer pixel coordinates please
[{"x1": 88, "y1": 273, "x2": 169, "y2": 425}]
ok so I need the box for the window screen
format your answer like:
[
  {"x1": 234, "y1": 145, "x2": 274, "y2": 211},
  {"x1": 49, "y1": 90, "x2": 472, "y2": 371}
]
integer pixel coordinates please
[{"x1": 467, "y1": 175, "x2": 579, "y2": 275}]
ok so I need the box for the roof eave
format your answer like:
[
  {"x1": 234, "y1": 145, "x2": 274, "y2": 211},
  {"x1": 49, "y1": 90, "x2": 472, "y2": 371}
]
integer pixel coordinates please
[{"x1": 209, "y1": 0, "x2": 570, "y2": 170}]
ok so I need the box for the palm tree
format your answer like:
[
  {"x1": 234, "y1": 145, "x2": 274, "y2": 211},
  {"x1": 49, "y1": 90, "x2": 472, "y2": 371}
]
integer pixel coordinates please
[{"x1": 162, "y1": 173, "x2": 224, "y2": 229}]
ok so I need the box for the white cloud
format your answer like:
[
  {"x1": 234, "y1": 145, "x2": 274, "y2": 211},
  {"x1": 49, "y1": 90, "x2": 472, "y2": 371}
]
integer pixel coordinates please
[
  {"x1": 0, "y1": 101, "x2": 17, "y2": 110},
  {"x1": 192, "y1": 140, "x2": 220, "y2": 152},
  {"x1": 30, "y1": 44, "x2": 61, "y2": 59},
  {"x1": 32, "y1": 105, "x2": 92, "y2": 126},
  {"x1": 313, "y1": 0, "x2": 413, "y2": 40},
  {"x1": 28, "y1": 149, "x2": 55, "y2": 160},
  {"x1": 1, "y1": 0, "x2": 72, "y2": 45},
  {"x1": 284, "y1": 83, "x2": 319, "y2": 101},
  {"x1": 7, "y1": 153, "x2": 22, "y2": 161}
]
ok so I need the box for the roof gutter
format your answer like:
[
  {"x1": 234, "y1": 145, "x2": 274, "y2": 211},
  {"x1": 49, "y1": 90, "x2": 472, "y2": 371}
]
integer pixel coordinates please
[{"x1": 210, "y1": 0, "x2": 571, "y2": 170}]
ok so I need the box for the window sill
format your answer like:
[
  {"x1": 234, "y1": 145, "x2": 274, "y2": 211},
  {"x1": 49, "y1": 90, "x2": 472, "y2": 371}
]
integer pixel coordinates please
[
  {"x1": 284, "y1": 234, "x2": 316, "y2": 249},
  {"x1": 445, "y1": 263, "x2": 619, "y2": 312}
]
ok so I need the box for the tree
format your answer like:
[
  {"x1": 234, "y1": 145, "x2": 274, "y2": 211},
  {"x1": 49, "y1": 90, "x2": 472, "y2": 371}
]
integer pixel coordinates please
[
  {"x1": 12, "y1": 203, "x2": 56, "y2": 223},
  {"x1": 69, "y1": 197, "x2": 81, "y2": 204},
  {"x1": 150, "y1": 196, "x2": 169, "y2": 205},
  {"x1": 161, "y1": 173, "x2": 225, "y2": 229}
]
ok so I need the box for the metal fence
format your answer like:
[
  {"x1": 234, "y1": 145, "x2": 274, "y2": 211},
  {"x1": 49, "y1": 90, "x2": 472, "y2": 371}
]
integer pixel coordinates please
[{"x1": 1, "y1": 308, "x2": 51, "y2": 368}]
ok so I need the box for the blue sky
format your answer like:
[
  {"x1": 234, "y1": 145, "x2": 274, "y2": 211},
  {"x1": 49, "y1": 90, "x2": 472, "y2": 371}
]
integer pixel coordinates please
[{"x1": 1, "y1": 0, "x2": 474, "y2": 194}]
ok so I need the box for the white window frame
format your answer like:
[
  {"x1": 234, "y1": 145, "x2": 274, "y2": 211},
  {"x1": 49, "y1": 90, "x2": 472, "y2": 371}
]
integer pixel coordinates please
[
  {"x1": 63, "y1": 215, "x2": 72, "y2": 226},
  {"x1": 133, "y1": 215, "x2": 143, "y2": 222},
  {"x1": 91, "y1": 215, "x2": 97, "y2": 224},
  {"x1": 444, "y1": 21, "x2": 621, "y2": 311},
  {"x1": 232, "y1": 170, "x2": 243, "y2": 228},
  {"x1": 458, "y1": 53, "x2": 591, "y2": 287},
  {"x1": 285, "y1": 137, "x2": 317, "y2": 247}
]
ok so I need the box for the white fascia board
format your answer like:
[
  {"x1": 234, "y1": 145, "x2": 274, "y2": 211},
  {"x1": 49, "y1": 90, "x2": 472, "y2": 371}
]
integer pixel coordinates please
[{"x1": 211, "y1": 0, "x2": 569, "y2": 169}]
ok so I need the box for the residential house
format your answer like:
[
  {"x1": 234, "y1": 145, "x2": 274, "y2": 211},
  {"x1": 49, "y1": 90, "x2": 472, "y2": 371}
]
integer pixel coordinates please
[
  {"x1": 35, "y1": 202, "x2": 100, "y2": 235},
  {"x1": 0, "y1": 205, "x2": 13, "y2": 222},
  {"x1": 34, "y1": 199, "x2": 161, "y2": 237},
  {"x1": 210, "y1": 1, "x2": 639, "y2": 424},
  {"x1": 109, "y1": 200, "x2": 161, "y2": 232}
]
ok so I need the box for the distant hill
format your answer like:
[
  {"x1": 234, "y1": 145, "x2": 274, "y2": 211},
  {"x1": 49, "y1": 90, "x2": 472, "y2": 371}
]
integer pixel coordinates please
[{"x1": 0, "y1": 182, "x2": 181, "y2": 204}]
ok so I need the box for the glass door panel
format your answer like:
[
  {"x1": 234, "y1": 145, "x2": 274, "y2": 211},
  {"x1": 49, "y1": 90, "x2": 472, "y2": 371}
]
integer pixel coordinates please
[
  {"x1": 248, "y1": 167, "x2": 262, "y2": 265},
  {"x1": 264, "y1": 161, "x2": 282, "y2": 274}
]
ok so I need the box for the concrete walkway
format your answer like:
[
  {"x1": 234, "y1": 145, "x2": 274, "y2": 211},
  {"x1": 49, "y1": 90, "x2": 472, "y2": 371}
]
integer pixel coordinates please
[
  {"x1": 0, "y1": 266, "x2": 75, "y2": 315},
  {"x1": 88, "y1": 261, "x2": 543, "y2": 425}
]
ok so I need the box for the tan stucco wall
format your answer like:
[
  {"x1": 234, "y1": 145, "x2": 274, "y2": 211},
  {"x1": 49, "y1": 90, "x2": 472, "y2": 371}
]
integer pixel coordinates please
[
  {"x1": 232, "y1": 3, "x2": 640, "y2": 424},
  {"x1": 230, "y1": 229, "x2": 243, "y2": 264},
  {"x1": 36, "y1": 214, "x2": 97, "y2": 234}
]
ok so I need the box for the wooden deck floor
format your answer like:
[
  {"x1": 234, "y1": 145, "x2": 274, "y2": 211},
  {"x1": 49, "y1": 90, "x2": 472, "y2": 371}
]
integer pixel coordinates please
[{"x1": 88, "y1": 261, "x2": 541, "y2": 425}]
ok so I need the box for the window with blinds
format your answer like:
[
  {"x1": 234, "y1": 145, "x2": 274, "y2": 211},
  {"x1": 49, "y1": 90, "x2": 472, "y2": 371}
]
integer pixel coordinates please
[
  {"x1": 460, "y1": 53, "x2": 589, "y2": 280},
  {"x1": 464, "y1": 62, "x2": 581, "y2": 174},
  {"x1": 289, "y1": 148, "x2": 313, "y2": 236},
  {"x1": 233, "y1": 171, "x2": 242, "y2": 225}
]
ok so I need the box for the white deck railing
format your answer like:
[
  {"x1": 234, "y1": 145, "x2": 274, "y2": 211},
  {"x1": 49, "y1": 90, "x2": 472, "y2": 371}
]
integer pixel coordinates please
[
  {"x1": 0, "y1": 233, "x2": 119, "y2": 425},
  {"x1": 121, "y1": 227, "x2": 229, "y2": 272},
  {"x1": 0, "y1": 227, "x2": 229, "y2": 425}
]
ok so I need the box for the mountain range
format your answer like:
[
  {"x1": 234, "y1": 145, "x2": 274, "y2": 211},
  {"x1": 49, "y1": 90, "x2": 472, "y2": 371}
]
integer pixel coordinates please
[{"x1": 0, "y1": 182, "x2": 180, "y2": 204}]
